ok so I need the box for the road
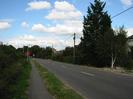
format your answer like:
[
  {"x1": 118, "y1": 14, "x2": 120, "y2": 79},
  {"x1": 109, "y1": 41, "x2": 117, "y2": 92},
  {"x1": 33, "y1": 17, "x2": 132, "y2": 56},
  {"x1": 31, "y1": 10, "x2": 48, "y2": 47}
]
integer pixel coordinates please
[
  {"x1": 29, "y1": 61, "x2": 52, "y2": 99},
  {"x1": 35, "y1": 58, "x2": 133, "y2": 99}
]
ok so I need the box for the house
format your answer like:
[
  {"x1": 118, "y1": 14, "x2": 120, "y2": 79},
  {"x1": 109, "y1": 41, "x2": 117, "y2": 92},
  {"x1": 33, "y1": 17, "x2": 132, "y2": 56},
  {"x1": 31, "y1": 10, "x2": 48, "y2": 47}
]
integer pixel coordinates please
[
  {"x1": 127, "y1": 35, "x2": 133, "y2": 52},
  {"x1": 128, "y1": 35, "x2": 133, "y2": 47}
]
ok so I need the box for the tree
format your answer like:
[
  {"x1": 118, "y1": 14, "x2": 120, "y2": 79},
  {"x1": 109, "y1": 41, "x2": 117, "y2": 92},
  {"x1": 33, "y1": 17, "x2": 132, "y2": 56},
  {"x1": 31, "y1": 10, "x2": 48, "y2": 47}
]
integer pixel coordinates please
[
  {"x1": 63, "y1": 47, "x2": 73, "y2": 56},
  {"x1": 80, "y1": 0, "x2": 112, "y2": 66},
  {"x1": 30, "y1": 45, "x2": 40, "y2": 57},
  {"x1": 45, "y1": 47, "x2": 52, "y2": 59},
  {"x1": 114, "y1": 27, "x2": 128, "y2": 67},
  {"x1": 96, "y1": 29, "x2": 114, "y2": 67},
  {"x1": 96, "y1": 26, "x2": 128, "y2": 68}
]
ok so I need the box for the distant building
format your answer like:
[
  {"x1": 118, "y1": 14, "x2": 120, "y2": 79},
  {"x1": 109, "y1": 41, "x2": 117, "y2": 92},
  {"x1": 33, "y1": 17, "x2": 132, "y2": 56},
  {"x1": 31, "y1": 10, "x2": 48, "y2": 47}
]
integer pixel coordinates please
[
  {"x1": 52, "y1": 48, "x2": 57, "y2": 54},
  {"x1": 0, "y1": 41, "x2": 3, "y2": 45},
  {"x1": 128, "y1": 35, "x2": 133, "y2": 47},
  {"x1": 127, "y1": 35, "x2": 133, "y2": 52},
  {"x1": 24, "y1": 51, "x2": 33, "y2": 57}
]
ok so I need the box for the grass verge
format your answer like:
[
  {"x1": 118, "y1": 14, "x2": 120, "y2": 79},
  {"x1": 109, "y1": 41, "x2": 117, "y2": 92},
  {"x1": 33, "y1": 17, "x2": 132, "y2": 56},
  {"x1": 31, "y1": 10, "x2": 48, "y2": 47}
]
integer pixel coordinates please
[
  {"x1": 33, "y1": 60, "x2": 84, "y2": 99},
  {"x1": 12, "y1": 59, "x2": 31, "y2": 99}
]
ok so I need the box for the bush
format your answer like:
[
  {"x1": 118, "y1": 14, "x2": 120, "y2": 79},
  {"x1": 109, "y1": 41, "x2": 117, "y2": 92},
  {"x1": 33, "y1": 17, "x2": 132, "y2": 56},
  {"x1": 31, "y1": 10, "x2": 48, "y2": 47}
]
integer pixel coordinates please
[
  {"x1": 0, "y1": 45, "x2": 30, "y2": 99},
  {"x1": 124, "y1": 59, "x2": 133, "y2": 70}
]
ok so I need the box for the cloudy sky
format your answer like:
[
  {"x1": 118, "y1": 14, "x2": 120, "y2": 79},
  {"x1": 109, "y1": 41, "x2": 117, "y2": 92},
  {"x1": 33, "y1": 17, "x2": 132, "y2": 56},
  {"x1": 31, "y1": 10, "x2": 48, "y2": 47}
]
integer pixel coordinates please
[{"x1": 0, "y1": 0, "x2": 133, "y2": 50}]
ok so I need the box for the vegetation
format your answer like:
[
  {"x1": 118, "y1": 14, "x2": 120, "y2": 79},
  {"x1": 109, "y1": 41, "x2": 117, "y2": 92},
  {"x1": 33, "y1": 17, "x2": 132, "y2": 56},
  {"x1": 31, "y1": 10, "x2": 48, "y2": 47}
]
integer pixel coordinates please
[
  {"x1": 12, "y1": 60, "x2": 31, "y2": 99},
  {"x1": 80, "y1": 0, "x2": 112, "y2": 66},
  {"x1": 79, "y1": 0, "x2": 127, "y2": 68},
  {"x1": 0, "y1": 44, "x2": 31, "y2": 99},
  {"x1": 33, "y1": 60, "x2": 84, "y2": 99},
  {"x1": 52, "y1": 0, "x2": 132, "y2": 70},
  {"x1": 30, "y1": 45, "x2": 53, "y2": 59},
  {"x1": 19, "y1": 0, "x2": 133, "y2": 70}
]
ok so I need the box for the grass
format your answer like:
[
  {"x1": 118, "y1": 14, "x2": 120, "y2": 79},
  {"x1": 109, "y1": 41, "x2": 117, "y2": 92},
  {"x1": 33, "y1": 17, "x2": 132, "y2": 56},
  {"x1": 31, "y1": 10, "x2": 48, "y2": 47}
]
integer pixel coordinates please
[
  {"x1": 102, "y1": 66, "x2": 133, "y2": 75},
  {"x1": 33, "y1": 60, "x2": 84, "y2": 99},
  {"x1": 12, "y1": 59, "x2": 31, "y2": 99}
]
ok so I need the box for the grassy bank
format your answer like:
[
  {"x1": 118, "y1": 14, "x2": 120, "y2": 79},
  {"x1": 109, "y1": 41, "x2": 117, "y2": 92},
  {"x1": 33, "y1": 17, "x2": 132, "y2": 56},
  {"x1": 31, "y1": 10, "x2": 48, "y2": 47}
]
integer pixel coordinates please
[
  {"x1": 0, "y1": 59, "x2": 31, "y2": 99},
  {"x1": 12, "y1": 59, "x2": 31, "y2": 99},
  {"x1": 13, "y1": 60, "x2": 31, "y2": 99},
  {"x1": 33, "y1": 60, "x2": 84, "y2": 99}
]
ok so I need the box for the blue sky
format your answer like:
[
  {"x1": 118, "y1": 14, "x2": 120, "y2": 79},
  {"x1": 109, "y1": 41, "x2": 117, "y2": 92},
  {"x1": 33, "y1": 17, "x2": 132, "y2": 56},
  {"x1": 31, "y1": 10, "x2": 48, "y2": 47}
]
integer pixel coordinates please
[{"x1": 0, "y1": 0, "x2": 133, "y2": 50}]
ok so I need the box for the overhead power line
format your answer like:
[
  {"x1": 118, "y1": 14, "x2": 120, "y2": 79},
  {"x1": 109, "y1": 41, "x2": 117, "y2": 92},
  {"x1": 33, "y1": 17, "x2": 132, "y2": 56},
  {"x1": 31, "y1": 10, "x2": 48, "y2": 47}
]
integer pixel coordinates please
[
  {"x1": 112, "y1": 6, "x2": 133, "y2": 19},
  {"x1": 64, "y1": 34, "x2": 73, "y2": 42}
]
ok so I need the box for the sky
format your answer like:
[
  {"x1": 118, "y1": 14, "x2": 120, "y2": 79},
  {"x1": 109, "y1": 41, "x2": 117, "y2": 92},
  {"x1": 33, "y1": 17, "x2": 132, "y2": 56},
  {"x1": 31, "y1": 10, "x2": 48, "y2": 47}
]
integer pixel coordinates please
[{"x1": 0, "y1": 0, "x2": 133, "y2": 50}]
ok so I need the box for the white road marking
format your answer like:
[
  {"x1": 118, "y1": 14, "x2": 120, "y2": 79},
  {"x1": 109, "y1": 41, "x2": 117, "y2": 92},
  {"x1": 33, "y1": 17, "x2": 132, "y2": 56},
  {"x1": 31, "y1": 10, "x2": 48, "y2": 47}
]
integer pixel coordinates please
[
  {"x1": 80, "y1": 72, "x2": 95, "y2": 77},
  {"x1": 62, "y1": 65, "x2": 67, "y2": 68}
]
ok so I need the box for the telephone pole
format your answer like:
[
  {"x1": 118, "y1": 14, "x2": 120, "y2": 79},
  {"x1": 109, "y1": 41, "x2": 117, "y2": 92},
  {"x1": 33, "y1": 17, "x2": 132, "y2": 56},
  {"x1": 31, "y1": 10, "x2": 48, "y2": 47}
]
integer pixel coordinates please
[
  {"x1": 27, "y1": 45, "x2": 29, "y2": 62},
  {"x1": 73, "y1": 33, "x2": 76, "y2": 64},
  {"x1": 52, "y1": 44, "x2": 54, "y2": 59}
]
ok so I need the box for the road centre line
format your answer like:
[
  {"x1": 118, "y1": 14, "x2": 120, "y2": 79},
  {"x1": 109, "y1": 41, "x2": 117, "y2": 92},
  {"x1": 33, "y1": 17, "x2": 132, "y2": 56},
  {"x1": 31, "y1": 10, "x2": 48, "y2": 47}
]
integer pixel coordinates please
[
  {"x1": 80, "y1": 72, "x2": 95, "y2": 77},
  {"x1": 61, "y1": 65, "x2": 95, "y2": 77}
]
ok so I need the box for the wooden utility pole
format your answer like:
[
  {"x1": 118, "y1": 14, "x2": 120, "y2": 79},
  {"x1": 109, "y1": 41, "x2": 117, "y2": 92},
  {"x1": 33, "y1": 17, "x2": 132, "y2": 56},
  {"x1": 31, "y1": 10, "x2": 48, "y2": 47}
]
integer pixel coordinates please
[
  {"x1": 52, "y1": 44, "x2": 54, "y2": 59},
  {"x1": 27, "y1": 45, "x2": 29, "y2": 62},
  {"x1": 73, "y1": 33, "x2": 76, "y2": 64}
]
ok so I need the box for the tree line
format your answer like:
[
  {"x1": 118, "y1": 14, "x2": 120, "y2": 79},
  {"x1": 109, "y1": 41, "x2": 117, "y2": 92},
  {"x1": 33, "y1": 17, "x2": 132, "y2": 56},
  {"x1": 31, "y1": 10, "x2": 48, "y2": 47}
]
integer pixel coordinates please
[{"x1": 21, "y1": 0, "x2": 133, "y2": 69}]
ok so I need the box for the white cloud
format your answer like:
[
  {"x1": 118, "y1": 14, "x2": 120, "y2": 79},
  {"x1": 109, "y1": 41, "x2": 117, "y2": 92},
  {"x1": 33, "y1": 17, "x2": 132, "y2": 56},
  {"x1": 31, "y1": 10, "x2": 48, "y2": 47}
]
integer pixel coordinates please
[
  {"x1": 8, "y1": 35, "x2": 59, "y2": 47},
  {"x1": 55, "y1": 1, "x2": 75, "y2": 11},
  {"x1": 46, "y1": 9, "x2": 82, "y2": 20},
  {"x1": 30, "y1": 1, "x2": 83, "y2": 38},
  {"x1": 31, "y1": 20, "x2": 83, "y2": 35},
  {"x1": 42, "y1": 1, "x2": 83, "y2": 35},
  {"x1": 0, "y1": 21, "x2": 11, "y2": 30},
  {"x1": 21, "y1": 21, "x2": 29, "y2": 28},
  {"x1": 26, "y1": 1, "x2": 51, "y2": 11},
  {"x1": 8, "y1": 34, "x2": 79, "y2": 50},
  {"x1": 45, "y1": 1, "x2": 82, "y2": 20},
  {"x1": 32, "y1": 24, "x2": 46, "y2": 33},
  {"x1": 121, "y1": 0, "x2": 133, "y2": 6}
]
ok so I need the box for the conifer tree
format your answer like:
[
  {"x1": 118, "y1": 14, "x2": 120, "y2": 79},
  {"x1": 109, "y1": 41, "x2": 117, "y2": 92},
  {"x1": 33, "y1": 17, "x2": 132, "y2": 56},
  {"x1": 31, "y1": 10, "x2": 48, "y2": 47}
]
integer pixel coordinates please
[{"x1": 80, "y1": 0, "x2": 112, "y2": 66}]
